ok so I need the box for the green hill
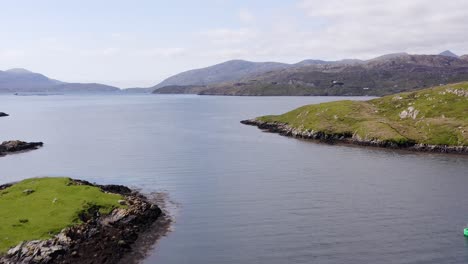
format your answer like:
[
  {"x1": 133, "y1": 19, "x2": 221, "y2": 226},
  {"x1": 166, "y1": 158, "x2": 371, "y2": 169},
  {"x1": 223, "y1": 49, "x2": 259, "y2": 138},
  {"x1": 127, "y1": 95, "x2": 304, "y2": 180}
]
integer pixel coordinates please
[{"x1": 242, "y1": 82, "x2": 468, "y2": 152}]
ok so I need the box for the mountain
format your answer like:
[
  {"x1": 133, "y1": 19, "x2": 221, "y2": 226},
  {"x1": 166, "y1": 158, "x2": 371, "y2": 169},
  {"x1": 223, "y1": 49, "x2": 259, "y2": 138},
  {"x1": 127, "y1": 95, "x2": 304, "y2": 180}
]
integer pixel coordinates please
[
  {"x1": 151, "y1": 58, "x2": 364, "y2": 91},
  {"x1": 242, "y1": 82, "x2": 468, "y2": 152},
  {"x1": 0, "y1": 68, "x2": 120, "y2": 93},
  {"x1": 294, "y1": 59, "x2": 363, "y2": 67},
  {"x1": 152, "y1": 60, "x2": 290, "y2": 89},
  {"x1": 439, "y1": 50, "x2": 459, "y2": 58},
  {"x1": 154, "y1": 53, "x2": 468, "y2": 96},
  {"x1": 121, "y1": 87, "x2": 155, "y2": 93},
  {"x1": 152, "y1": 85, "x2": 207, "y2": 94}
]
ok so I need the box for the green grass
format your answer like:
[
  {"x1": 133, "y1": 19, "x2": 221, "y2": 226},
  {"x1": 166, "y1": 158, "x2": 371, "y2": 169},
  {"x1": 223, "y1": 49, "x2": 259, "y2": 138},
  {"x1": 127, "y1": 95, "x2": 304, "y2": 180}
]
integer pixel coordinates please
[
  {"x1": 257, "y1": 82, "x2": 468, "y2": 146},
  {"x1": 0, "y1": 177, "x2": 124, "y2": 253}
]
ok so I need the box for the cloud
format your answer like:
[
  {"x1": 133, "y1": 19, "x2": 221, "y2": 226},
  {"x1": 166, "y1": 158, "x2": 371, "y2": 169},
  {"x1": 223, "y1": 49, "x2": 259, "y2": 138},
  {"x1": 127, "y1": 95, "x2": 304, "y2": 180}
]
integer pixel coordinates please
[
  {"x1": 198, "y1": 28, "x2": 256, "y2": 44},
  {"x1": 239, "y1": 9, "x2": 255, "y2": 23},
  {"x1": 79, "y1": 47, "x2": 121, "y2": 57},
  {"x1": 298, "y1": 0, "x2": 468, "y2": 57},
  {"x1": 0, "y1": 49, "x2": 26, "y2": 59},
  {"x1": 135, "y1": 47, "x2": 186, "y2": 58}
]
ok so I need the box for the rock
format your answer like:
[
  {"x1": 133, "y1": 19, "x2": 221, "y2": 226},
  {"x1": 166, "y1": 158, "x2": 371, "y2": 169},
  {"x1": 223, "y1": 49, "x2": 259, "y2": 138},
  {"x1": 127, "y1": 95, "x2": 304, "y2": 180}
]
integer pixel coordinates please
[
  {"x1": 23, "y1": 189, "x2": 35, "y2": 195},
  {"x1": 0, "y1": 140, "x2": 43, "y2": 157},
  {"x1": 118, "y1": 200, "x2": 126, "y2": 205}
]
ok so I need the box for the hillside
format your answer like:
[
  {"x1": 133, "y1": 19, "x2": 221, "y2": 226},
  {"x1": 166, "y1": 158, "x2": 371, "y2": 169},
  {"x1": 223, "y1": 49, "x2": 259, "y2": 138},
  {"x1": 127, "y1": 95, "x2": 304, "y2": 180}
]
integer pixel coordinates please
[
  {"x1": 242, "y1": 82, "x2": 468, "y2": 152},
  {"x1": 152, "y1": 60, "x2": 290, "y2": 89},
  {"x1": 200, "y1": 54, "x2": 468, "y2": 96},
  {"x1": 0, "y1": 68, "x2": 120, "y2": 93},
  {"x1": 152, "y1": 85, "x2": 207, "y2": 94},
  {"x1": 154, "y1": 52, "x2": 468, "y2": 96}
]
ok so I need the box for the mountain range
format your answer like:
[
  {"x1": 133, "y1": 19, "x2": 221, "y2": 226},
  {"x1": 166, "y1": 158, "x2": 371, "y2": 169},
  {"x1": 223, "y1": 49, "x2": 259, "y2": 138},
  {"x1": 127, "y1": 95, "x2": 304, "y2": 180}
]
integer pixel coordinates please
[
  {"x1": 153, "y1": 51, "x2": 468, "y2": 96},
  {"x1": 0, "y1": 69, "x2": 119, "y2": 93},
  {"x1": 2, "y1": 50, "x2": 468, "y2": 96}
]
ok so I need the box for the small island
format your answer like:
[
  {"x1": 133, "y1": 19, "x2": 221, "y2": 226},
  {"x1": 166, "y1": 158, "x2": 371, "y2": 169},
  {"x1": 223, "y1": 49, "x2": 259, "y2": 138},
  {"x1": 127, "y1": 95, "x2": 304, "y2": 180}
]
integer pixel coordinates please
[
  {"x1": 242, "y1": 82, "x2": 468, "y2": 154},
  {"x1": 0, "y1": 140, "x2": 44, "y2": 157},
  {"x1": 0, "y1": 177, "x2": 169, "y2": 264},
  {"x1": 0, "y1": 113, "x2": 44, "y2": 157}
]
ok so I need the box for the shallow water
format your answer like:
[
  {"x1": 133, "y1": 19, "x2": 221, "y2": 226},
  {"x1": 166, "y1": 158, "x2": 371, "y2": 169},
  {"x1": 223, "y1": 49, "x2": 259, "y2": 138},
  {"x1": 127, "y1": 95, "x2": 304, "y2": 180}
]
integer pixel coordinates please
[{"x1": 1, "y1": 94, "x2": 467, "y2": 264}]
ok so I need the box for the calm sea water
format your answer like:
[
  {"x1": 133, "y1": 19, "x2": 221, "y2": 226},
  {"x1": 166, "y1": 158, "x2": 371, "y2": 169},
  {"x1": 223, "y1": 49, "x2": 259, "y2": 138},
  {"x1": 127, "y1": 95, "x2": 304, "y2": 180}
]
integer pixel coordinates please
[{"x1": 1, "y1": 94, "x2": 468, "y2": 264}]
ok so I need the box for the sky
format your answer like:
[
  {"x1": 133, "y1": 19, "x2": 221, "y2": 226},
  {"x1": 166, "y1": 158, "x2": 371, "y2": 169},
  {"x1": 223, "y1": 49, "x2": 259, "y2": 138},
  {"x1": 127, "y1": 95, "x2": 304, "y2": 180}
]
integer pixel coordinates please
[{"x1": 1, "y1": 0, "x2": 467, "y2": 88}]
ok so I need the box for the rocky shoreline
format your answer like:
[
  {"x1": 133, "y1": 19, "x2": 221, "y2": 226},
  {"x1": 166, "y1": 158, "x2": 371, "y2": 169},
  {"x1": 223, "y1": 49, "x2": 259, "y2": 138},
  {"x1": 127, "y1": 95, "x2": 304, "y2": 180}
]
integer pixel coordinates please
[
  {"x1": 0, "y1": 179, "x2": 171, "y2": 264},
  {"x1": 241, "y1": 119, "x2": 468, "y2": 154},
  {"x1": 0, "y1": 140, "x2": 44, "y2": 157}
]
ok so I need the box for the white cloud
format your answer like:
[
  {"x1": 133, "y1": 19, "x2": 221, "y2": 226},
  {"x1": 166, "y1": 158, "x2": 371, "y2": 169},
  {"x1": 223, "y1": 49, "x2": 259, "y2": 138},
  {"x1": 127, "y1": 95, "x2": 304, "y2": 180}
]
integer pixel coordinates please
[
  {"x1": 239, "y1": 9, "x2": 255, "y2": 23},
  {"x1": 298, "y1": 0, "x2": 468, "y2": 57},
  {"x1": 135, "y1": 47, "x2": 186, "y2": 58},
  {"x1": 79, "y1": 47, "x2": 121, "y2": 57},
  {"x1": 198, "y1": 28, "x2": 256, "y2": 44},
  {"x1": 0, "y1": 49, "x2": 26, "y2": 59}
]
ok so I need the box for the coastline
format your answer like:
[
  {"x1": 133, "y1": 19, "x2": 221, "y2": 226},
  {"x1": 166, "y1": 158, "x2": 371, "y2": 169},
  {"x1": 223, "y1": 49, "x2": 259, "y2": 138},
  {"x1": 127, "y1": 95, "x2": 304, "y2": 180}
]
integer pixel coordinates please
[
  {"x1": 241, "y1": 119, "x2": 468, "y2": 154},
  {"x1": 0, "y1": 179, "x2": 172, "y2": 264}
]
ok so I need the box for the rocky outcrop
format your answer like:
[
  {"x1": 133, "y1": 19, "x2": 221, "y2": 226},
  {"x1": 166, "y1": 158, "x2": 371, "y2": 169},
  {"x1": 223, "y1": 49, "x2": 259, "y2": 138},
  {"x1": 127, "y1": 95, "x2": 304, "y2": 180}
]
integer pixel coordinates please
[
  {"x1": 0, "y1": 180, "x2": 170, "y2": 264},
  {"x1": 0, "y1": 140, "x2": 43, "y2": 156},
  {"x1": 0, "y1": 112, "x2": 8, "y2": 117},
  {"x1": 241, "y1": 119, "x2": 468, "y2": 154}
]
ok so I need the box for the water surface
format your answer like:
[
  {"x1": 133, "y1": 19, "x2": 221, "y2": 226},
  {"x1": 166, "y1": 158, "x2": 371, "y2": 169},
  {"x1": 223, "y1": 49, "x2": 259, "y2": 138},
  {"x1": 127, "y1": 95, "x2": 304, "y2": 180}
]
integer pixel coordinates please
[{"x1": 0, "y1": 94, "x2": 467, "y2": 264}]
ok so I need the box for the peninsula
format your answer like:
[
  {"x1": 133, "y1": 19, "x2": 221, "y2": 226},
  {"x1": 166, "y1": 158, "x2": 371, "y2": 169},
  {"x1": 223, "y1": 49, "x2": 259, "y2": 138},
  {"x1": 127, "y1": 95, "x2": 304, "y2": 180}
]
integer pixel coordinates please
[
  {"x1": 0, "y1": 177, "x2": 169, "y2": 264},
  {"x1": 242, "y1": 82, "x2": 468, "y2": 153}
]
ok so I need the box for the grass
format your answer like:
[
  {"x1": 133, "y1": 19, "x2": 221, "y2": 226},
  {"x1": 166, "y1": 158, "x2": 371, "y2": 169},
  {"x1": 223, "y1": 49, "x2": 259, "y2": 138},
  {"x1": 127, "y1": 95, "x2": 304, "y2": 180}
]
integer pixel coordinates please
[
  {"x1": 257, "y1": 82, "x2": 468, "y2": 146},
  {"x1": 0, "y1": 177, "x2": 124, "y2": 253}
]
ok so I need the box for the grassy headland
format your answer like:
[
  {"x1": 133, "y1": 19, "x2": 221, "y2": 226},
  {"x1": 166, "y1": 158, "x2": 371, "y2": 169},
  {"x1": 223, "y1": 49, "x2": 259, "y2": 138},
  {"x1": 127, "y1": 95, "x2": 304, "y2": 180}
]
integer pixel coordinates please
[
  {"x1": 0, "y1": 177, "x2": 124, "y2": 253},
  {"x1": 244, "y1": 82, "x2": 468, "y2": 150}
]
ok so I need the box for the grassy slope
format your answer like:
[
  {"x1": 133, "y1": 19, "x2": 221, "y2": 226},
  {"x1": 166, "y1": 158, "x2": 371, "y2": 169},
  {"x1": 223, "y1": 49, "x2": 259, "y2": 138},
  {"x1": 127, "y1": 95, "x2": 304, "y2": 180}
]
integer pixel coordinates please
[
  {"x1": 0, "y1": 177, "x2": 124, "y2": 253},
  {"x1": 257, "y1": 82, "x2": 468, "y2": 146}
]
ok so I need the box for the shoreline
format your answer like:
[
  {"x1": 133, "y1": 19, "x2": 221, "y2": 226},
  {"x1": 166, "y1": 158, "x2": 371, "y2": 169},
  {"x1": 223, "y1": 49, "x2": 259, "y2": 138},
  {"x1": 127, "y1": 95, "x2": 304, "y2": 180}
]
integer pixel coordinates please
[
  {"x1": 0, "y1": 179, "x2": 172, "y2": 264},
  {"x1": 241, "y1": 119, "x2": 468, "y2": 155}
]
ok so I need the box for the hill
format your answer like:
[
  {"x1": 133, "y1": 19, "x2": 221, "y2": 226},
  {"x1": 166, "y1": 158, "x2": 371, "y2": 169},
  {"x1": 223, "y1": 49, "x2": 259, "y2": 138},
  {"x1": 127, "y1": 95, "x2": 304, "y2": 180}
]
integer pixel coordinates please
[
  {"x1": 152, "y1": 85, "x2": 207, "y2": 94},
  {"x1": 242, "y1": 82, "x2": 468, "y2": 153},
  {"x1": 154, "y1": 53, "x2": 468, "y2": 96},
  {"x1": 439, "y1": 50, "x2": 459, "y2": 58},
  {"x1": 199, "y1": 54, "x2": 468, "y2": 96},
  {"x1": 0, "y1": 68, "x2": 120, "y2": 93},
  {"x1": 152, "y1": 60, "x2": 290, "y2": 89}
]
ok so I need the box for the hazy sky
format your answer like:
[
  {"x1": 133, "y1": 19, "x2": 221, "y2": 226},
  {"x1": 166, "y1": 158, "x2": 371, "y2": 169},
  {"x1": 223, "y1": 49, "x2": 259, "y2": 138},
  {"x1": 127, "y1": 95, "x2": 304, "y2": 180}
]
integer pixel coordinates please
[{"x1": 1, "y1": 0, "x2": 467, "y2": 87}]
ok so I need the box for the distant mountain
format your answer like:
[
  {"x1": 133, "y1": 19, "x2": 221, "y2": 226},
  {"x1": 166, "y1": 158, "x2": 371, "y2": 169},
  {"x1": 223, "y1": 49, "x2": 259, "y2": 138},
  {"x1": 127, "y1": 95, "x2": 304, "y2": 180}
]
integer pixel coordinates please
[
  {"x1": 151, "y1": 58, "x2": 366, "y2": 91},
  {"x1": 152, "y1": 85, "x2": 207, "y2": 94},
  {"x1": 295, "y1": 59, "x2": 363, "y2": 67},
  {"x1": 152, "y1": 60, "x2": 290, "y2": 89},
  {"x1": 154, "y1": 53, "x2": 468, "y2": 96},
  {"x1": 439, "y1": 50, "x2": 459, "y2": 58},
  {"x1": 0, "y1": 68, "x2": 119, "y2": 93},
  {"x1": 121, "y1": 87, "x2": 154, "y2": 93}
]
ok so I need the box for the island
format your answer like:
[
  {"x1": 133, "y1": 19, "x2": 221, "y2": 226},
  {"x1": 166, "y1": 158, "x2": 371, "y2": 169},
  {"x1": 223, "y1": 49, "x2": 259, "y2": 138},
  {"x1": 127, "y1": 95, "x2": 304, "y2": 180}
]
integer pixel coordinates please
[
  {"x1": 0, "y1": 113, "x2": 44, "y2": 157},
  {"x1": 242, "y1": 82, "x2": 468, "y2": 154},
  {"x1": 0, "y1": 177, "x2": 170, "y2": 264},
  {"x1": 0, "y1": 140, "x2": 44, "y2": 157}
]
